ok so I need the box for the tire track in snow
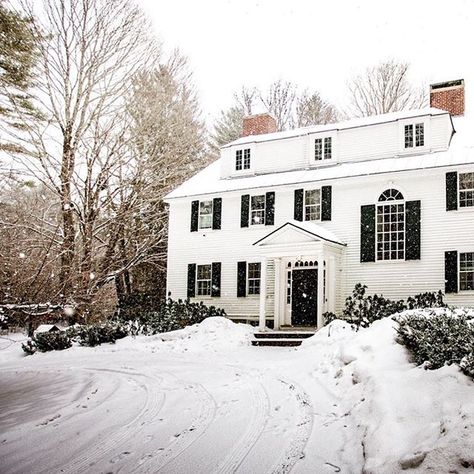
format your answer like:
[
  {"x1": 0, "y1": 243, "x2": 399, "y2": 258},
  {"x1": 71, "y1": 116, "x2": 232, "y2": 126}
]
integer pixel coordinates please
[
  {"x1": 58, "y1": 367, "x2": 166, "y2": 474},
  {"x1": 269, "y1": 377, "x2": 314, "y2": 474},
  {"x1": 131, "y1": 375, "x2": 218, "y2": 474},
  {"x1": 213, "y1": 378, "x2": 270, "y2": 474}
]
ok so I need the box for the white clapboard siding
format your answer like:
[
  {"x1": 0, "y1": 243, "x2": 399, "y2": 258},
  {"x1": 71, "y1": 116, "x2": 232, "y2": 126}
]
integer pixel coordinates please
[{"x1": 220, "y1": 111, "x2": 451, "y2": 180}]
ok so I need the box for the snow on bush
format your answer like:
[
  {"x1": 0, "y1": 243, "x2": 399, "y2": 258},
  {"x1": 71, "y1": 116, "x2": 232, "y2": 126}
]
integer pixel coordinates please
[
  {"x1": 395, "y1": 308, "x2": 474, "y2": 375},
  {"x1": 22, "y1": 331, "x2": 72, "y2": 354}
]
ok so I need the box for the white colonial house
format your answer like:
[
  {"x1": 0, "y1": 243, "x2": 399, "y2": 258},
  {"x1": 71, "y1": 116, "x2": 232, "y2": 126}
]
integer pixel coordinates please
[{"x1": 165, "y1": 79, "x2": 474, "y2": 331}]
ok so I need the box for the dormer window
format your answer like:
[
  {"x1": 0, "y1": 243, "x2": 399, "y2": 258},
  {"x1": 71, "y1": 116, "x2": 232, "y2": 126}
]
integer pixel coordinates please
[
  {"x1": 404, "y1": 123, "x2": 424, "y2": 148},
  {"x1": 236, "y1": 148, "x2": 251, "y2": 170},
  {"x1": 315, "y1": 137, "x2": 332, "y2": 160}
]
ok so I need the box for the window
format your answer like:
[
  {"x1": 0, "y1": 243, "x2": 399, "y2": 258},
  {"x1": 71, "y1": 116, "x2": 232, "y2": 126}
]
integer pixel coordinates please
[
  {"x1": 376, "y1": 189, "x2": 405, "y2": 261},
  {"x1": 199, "y1": 200, "x2": 213, "y2": 229},
  {"x1": 459, "y1": 172, "x2": 474, "y2": 208},
  {"x1": 196, "y1": 264, "x2": 212, "y2": 296},
  {"x1": 405, "y1": 123, "x2": 424, "y2": 148},
  {"x1": 460, "y1": 253, "x2": 474, "y2": 290},
  {"x1": 248, "y1": 262, "x2": 261, "y2": 295},
  {"x1": 315, "y1": 137, "x2": 332, "y2": 160},
  {"x1": 236, "y1": 148, "x2": 250, "y2": 170},
  {"x1": 304, "y1": 189, "x2": 321, "y2": 221},
  {"x1": 250, "y1": 195, "x2": 265, "y2": 225}
]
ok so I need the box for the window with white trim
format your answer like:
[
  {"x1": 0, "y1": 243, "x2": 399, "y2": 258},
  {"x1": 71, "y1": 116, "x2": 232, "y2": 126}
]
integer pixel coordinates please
[
  {"x1": 196, "y1": 264, "x2": 212, "y2": 296},
  {"x1": 459, "y1": 172, "x2": 474, "y2": 208},
  {"x1": 304, "y1": 189, "x2": 321, "y2": 221},
  {"x1": 376, "y1": 189, "x2": 405, "y2": 261},
  {"x1": 315, "y1": 137, "x2": 332, "y2": 160},
  {"x1": 460, "y1": 252, "x2": 474, "y2": 291},
  {"x1": 198, "y1": 200, "x2": 213, "y2": 229},
  {"x1": 248, "y1": 262, "x2": 261, "y2": 295},
  {"x1": 250, "y1": 195, "x2": 265, "y2": 225},
  {"x1": 236, "y1": 148, "x2": 251, "y2": 170},
  {"x1": 404, "y1": 123, "x2": 424, "y2": 148}
]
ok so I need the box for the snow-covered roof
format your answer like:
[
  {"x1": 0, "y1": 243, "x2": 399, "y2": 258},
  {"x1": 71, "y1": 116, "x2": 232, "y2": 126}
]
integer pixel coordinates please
[
  {"x1": 34, "y1": 324, "x2": 61, "y2": 334},
  {"x1": 223, "y1": 108, "x2": 449, "y2": 148},
  {"x1": 254, "y1": 221, "x2": 346, "y2": 247},
  {"x1": 165, "y1": 111, "x2": 474, "y2": 201}
]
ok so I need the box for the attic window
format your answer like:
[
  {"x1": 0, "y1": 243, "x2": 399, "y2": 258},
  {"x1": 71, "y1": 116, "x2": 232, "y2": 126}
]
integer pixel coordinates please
[
  {"x1": 315, "y1": 137, "x2": 332, "y2": 160},
  {"x1": 236, "y1": 148, "x2": 250, "y2": 170},
  {"x1": 404, "y1": 123, "x2": 424, "y2": 148}
]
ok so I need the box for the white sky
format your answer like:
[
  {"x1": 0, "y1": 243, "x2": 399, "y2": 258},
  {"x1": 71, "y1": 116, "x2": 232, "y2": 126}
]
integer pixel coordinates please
[{"x1": 139, "y1": 0, "x2": 473, "y2": 123}]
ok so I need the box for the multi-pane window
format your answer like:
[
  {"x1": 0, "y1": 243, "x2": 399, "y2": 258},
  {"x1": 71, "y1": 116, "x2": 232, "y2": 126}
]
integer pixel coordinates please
[
  {"x1": 405, "y1": 123, "x2": 424, "y2": 148},
  {"x1": 196, "y1": 264, "x2": 212, "y2": 296},
  {"x1": 236, "y1": 148, "x2": 250, "y2": 170},
  {"x1": 304, "y1": 189, "x2": 321, "y2": 221},
  {"x1": 248, "y1": 262, "x2": 261, "y2": 295},
  {"x1": 315, "y1": 137, "x2": 332, "y2": 160},
  {"x1": 376, "y1": 189, "x2": 405, "y2": 261},
  {"x1": 415, "y1": 123, "x2": 424, "y2": 147},
  {"x1": 459, "y1": 172, "x2": 474, "y2": 208},
  {"x1": 460, "y1": 253, "x2": 474, "y2": 291},
  {"x1": 250, "y1": 195, "x2": 265, "y2": 225},
  {"x1": 198, "y1": 200, "x2": 213, "y2": 229}
]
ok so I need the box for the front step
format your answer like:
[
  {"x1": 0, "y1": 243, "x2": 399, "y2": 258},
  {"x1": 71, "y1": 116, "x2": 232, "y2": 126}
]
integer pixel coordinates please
[
  {"x1": 252, "y1": 330, "x2": 316, "y2": 347},
  {"x1": 252, "y1": 338, "x2": 304, "y2": 347}
]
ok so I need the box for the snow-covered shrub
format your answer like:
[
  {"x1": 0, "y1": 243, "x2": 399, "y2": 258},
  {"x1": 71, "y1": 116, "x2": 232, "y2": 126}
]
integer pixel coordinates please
[
  {"x1": 67, "y1": 323, "x2": 128, "y2": 346},
  {"x1": 395, "y1": 310, "x2": 474, "y2": 370},
  {"x1": 343, "y1": 284, "x2": 406, "y2": 330},
  {"x1": 406, "y1": 290, "x2": 446, "y2": 310},
  {"x1": 460, "y1": 351, "x2": 474, "y2": 378},
  {"x1": 116, "y1": 298, "x2": 226, "y2": 334},
  {"x1": 323, "y1": 311, "x2": 337, "y2": 326},
  {"x1": 22, "y1": 331, "x2": 72, "y2": 354}
]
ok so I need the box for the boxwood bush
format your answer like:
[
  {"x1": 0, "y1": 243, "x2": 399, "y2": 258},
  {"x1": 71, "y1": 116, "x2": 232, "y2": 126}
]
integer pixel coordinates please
[{"x1": 22, "y1": 331, "x2": 72, "y2": 354}]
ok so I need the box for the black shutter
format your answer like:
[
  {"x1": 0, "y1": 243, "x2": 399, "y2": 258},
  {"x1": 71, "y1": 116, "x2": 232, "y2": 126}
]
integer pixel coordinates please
[
  {"x1": 190, "y1": 201, "x2": 199, "y2": 232},
  {"x1": 211, "y1": 262, "x2": 221, "y2": 297},
  {"x1": 212, "y1": 198, "x2": 222, "y2": 230},
  {"x1": 405, "y1": 200, "x2": 421, "y2": 260},
  {"x1": 265, "y1": 192, "x2": 275, "y2": 226},
  {"x1": 187, "y1": 263, "x2": 196, "y2": 298},
  {"x1": 360, "y1": 204, "x2": 376, "y2": 262},
  {"x1": 237, "y1": 261, "x2": 247, "y2": 297},
  {"x1": 446, "y1": 172, "x2": 458, "y2": 211},
  {"x1": 241, "y1": 195, "x2": 250, "y2": 228},
  {"x1": 321, "y1": 186, "x2": 332, "y2": 221},
  {"x1": 445, "y1": 251, "x2": 458, "y2": 293},
  {"x1": 294, "y1": 189, "x2": 304, "y2": 221}
]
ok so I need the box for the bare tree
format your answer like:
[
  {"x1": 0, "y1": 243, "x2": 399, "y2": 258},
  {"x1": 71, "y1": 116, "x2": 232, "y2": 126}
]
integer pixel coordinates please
[
  {"x1": 295, "y1": 90, "x2": 338, "y2": 127},
  {"x1": 259, "y1": 79, "x2": 297, "y2": 131},
  {"x1": 348, "y1": 60, "x2": 426, "y2": 117}
]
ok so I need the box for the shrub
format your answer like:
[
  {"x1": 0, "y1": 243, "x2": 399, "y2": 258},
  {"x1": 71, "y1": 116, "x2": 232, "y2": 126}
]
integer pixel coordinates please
[
  {"x1": 323, "y1": 311, "x2": 337, "y2": 326},
  {"x1": 22, "y1": 331, "x2": 72, "y2": 355},
  {"x1": 406, "y1": 290, "x2": 446, "y2": 310},
  {"x1": 460, "y1": 351, "x2": 474, "y2": 378},
  {"x1": 395, "y1": 310, "x2": 474, "y2": 370},
  {"x1": 115, "y1": 297, "x2": 226, "y2": 335},
  {"x1": 67, "y1": 323, "x2": 128, "y2": 347}
]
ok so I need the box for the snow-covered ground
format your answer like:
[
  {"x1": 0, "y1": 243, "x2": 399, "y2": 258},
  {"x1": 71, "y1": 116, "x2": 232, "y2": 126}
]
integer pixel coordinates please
[{"x1": 0, "y1": 317, "x2": 473, "y2": 474}]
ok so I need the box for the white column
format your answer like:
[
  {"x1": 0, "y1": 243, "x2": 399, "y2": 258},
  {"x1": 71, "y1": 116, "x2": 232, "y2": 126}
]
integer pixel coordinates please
[
  {"x1": 317, "y1": 253, "x2": 324, "y2": 329},
  {"x1": 259, "y1": 257, "x2": 267, "y2": 331},
  {"x1": 273, "y1": 258, "x2": 281, "y2": 330}
]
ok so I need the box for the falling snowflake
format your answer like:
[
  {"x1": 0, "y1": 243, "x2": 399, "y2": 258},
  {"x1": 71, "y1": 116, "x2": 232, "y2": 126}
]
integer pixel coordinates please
[{"x1": 19, "y1": 252, "x2": 26, "y2": 259}]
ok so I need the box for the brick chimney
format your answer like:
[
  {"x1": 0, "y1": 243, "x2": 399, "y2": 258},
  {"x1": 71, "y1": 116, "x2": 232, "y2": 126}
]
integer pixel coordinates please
[
  {"x1": 430, "y1": 79, "x2": 465, "y2": 116},
  {"x1": 242, "y1": 113, "x2": 277, "y2": 137}
]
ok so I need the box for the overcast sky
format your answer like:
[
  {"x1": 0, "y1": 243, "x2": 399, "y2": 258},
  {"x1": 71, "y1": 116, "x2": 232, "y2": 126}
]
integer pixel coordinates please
[{"x1": 139, "y1": 0, "x2": 473, "y2": 123}]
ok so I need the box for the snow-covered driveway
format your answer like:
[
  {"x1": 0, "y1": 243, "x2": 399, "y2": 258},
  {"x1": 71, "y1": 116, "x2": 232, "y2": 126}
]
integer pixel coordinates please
[{"x1": 1, "y1": 317, "x2": 473, "y2": 474}]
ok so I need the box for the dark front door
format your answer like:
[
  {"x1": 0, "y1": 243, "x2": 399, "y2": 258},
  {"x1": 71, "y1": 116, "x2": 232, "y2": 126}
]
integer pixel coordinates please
[{"x1": 291, "y1": 269, "x2": 318, "y2": 326}]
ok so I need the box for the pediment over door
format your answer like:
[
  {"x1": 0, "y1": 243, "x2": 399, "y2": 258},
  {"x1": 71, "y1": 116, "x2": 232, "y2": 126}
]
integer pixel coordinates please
[{"x1": 253, "y1": 220, "x2": 345, "y2": 247}]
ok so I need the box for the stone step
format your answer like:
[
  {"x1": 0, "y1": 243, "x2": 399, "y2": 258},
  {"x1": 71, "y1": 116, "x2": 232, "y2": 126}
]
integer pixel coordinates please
[
  {"x1": 251, "y1": 338, "x2": 305, "y2": 347},
  {"x1": 254, "y1": 332, "x2": 315, "y2": 339}
]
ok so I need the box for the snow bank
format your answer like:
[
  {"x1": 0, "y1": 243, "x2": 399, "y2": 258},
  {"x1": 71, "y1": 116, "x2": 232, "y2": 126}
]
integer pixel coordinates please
[
  {"x1": 116, "y1": 317, "x2": 254, "y2": 355},
  {"x1": 301, "y1": 316, "x2": 474, "y2": 473}
]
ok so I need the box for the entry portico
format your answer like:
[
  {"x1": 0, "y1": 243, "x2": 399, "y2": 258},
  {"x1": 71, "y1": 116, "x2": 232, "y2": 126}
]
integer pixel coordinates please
[{"x1": 253, "y1": 221, "x2": 346, "y2": 331}]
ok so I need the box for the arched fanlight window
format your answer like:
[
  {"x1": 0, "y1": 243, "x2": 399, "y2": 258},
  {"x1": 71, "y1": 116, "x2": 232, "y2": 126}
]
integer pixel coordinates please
[
  {"x1": 378, "y1": 189, "x2": 404, "y2": 202},
  {"x1": 377, "y1": 189, "x2": 405, "y2": 261}
]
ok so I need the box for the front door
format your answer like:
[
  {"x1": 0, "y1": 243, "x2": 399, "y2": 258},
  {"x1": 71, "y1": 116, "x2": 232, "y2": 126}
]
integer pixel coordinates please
[{"x1": 291, "y1": 269, "x2": 318, "y2": 326}]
